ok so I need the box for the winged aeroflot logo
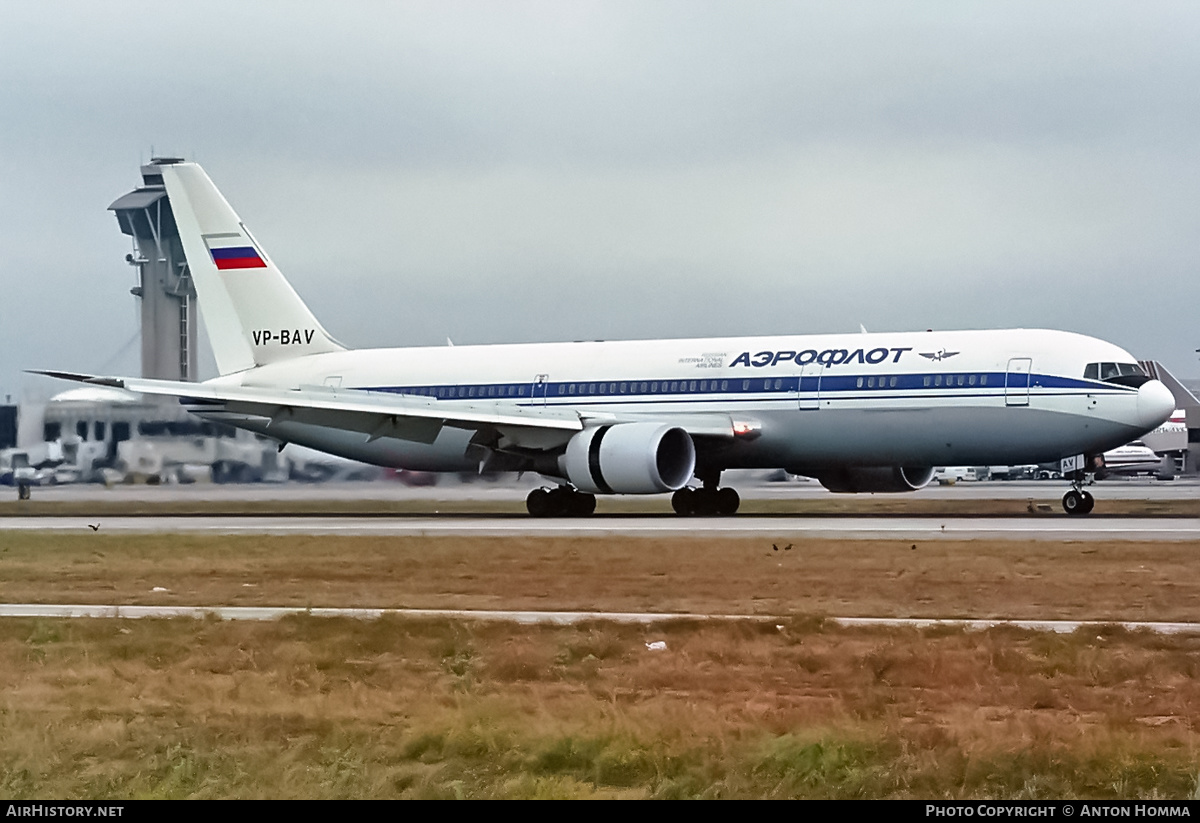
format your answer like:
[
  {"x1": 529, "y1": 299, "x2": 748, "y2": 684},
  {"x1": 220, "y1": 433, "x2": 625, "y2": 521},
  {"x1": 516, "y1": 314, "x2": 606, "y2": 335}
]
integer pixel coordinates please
[{"x1": 919, "y1": 349, "x2": 960, "y2": 361}]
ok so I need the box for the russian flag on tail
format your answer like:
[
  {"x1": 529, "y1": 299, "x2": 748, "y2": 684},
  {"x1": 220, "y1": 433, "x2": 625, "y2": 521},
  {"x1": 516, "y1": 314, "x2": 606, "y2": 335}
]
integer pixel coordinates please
[{"x1": 209, "y1": 245, "x2": 267, "y2": 270}]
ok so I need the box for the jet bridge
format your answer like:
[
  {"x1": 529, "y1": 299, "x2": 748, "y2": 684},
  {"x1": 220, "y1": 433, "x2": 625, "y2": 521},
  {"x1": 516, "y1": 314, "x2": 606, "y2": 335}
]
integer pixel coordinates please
[{"x1": 1138, "y1": 360, "x2": 1197, "y2": 473}]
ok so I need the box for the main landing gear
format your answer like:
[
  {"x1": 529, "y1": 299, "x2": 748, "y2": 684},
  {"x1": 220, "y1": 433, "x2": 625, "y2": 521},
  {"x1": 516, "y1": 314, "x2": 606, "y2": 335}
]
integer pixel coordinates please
[
  {"x1": 1062, "y1": 471, "x2": 1095, "y2": 515},
  {"x1": 526, "y1": 485, "x2": 596, "y2": 517},
  {"x1": 671, "y1": 471, "x2": 740, "y2": 516}
]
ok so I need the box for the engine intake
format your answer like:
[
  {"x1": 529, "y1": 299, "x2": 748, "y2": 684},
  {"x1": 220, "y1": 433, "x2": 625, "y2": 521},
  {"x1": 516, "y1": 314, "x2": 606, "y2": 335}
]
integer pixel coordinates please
[
  {"x1": 815, "y1": 465, "x2": 935, "y2": 494},
  {"x1": 560, "y1": 423, "x2": 695, "y2": 495}
]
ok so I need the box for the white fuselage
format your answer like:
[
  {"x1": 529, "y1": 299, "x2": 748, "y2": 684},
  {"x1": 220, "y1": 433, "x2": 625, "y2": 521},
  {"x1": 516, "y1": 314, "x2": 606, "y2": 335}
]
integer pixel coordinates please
[{"x1": 198, "y1": 327, "x2": 1175, "y2": 476}]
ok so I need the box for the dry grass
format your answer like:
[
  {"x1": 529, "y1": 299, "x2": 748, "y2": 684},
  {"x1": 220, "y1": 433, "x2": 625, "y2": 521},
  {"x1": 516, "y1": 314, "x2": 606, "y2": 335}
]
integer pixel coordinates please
[
  {"x1": 2, "y1": 532, "x2": 1200, "y2": 621},
  {"x1": 3, "y1": 616, "x2": 1200, "y2": 798},
  {"x1": 5, "y1": 530, "x2": 1200, "y2": 797}
]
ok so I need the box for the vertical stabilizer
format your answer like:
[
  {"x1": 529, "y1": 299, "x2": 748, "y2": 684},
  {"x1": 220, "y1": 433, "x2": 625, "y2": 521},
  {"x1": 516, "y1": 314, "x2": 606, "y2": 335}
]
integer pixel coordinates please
[{"x1": 156, "y1": 160, "x2": 345, "y2": 375}]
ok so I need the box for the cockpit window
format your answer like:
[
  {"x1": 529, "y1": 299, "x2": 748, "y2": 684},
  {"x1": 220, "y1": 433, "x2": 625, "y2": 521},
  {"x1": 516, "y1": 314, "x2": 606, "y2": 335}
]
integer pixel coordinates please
[{"x1": 1084, "y1": 362, "x2": 1149, "y2": 387}]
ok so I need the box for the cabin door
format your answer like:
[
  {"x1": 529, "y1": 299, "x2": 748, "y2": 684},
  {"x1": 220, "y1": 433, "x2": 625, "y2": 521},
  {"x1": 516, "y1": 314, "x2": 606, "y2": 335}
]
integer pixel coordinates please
[
  {"x1": 798, "y1": 362, "x2": 822, "y2": 410},
  {"x1": 531, "y1": 374, "x2": 549, "y2": 406},
  {"x1": 1005, "y1": 358, "x2": 1032, "y2": 406}
]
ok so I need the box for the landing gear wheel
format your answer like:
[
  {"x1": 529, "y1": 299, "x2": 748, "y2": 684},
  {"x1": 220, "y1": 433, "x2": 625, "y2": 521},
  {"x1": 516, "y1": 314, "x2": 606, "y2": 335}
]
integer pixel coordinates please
[
  {"x1": 526, "y1": 486, "x2": 597, "y2": 517},
  {"x1": 715, "y1": 487, "x2": 740, "y2": 516},
  {"x1": 526, "y1": 487, "x2": 553, "y2": 517},
  {"x1": 1063, "y1": 482, "x2": 1096, "y2": 516},
  {"x1": 672, "y1": 486, "x2": 740, "y2": 516},
  {"x1": 1063, "y1": 489, "x2": 1085, "y2": 515},
  {"x1": 693, "y1": 488, "x2": 718, "y2": 516},
  {"x1": 567, "y1": 490, "x2": 596, "y2": 516},
  {"x1": 671, "y1": 487, "x2": 695, "y2": 516}
]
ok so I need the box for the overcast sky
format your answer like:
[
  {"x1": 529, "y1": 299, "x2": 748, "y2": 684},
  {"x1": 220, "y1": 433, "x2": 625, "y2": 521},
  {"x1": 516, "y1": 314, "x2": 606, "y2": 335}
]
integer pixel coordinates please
[{"x1": 2, "y1": 1, "x2": 1198, "y2": 402}]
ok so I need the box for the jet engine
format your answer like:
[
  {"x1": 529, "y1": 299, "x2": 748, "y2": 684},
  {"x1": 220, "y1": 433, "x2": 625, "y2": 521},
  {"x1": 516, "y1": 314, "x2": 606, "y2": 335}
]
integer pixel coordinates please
[
  {"x1": 814, "y1": 465, "x2": 935, "y2": 494},
  {"x1": 560, "y1": 423, "x2": 695, "y2": 494}
]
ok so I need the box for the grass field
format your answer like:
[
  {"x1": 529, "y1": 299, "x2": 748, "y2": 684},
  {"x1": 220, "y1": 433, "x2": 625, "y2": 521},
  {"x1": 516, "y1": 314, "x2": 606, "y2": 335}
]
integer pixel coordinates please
[
  {"x1": 2, "y1": 532, "x2": 1199, "y2": 620},
  {"x1": 5, "y1": 616, "x2": 1200, "y2": 799},
  {"x1": 3, "y1": 530, "x2": 1200, "y2": 798}
]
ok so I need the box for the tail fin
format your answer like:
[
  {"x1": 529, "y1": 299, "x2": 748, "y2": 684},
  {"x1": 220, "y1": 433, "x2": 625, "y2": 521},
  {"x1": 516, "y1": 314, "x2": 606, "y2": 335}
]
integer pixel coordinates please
[{"x1": 157, "y1": 160, "x2": 345, "y2": 375}]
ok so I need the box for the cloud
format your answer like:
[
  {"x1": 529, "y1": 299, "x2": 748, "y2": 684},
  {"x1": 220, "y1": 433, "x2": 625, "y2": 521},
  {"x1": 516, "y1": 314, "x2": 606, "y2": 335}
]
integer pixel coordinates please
[{"x1": 2, "y1": 1, "x2": 1199, "y2": 398}]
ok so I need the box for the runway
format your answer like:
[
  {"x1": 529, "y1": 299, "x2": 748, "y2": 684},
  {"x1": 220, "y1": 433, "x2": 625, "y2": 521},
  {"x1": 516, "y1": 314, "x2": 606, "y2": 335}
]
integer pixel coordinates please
[
  {"x1": 3, "y1": 603, "x2": 1199, "y2": 635},
  {"x1": 2, "y1": 514, "x2": 1198, "y2": 540},
  {"x1": 12, "y1": 475, "x2": 1200, "y2": 503}
]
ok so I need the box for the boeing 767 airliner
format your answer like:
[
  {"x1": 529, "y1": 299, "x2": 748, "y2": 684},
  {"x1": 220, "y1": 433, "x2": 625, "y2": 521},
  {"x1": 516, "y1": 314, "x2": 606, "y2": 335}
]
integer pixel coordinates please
[{"x1": 38, "y1": 159, "x2": 1176, "y2": 516}]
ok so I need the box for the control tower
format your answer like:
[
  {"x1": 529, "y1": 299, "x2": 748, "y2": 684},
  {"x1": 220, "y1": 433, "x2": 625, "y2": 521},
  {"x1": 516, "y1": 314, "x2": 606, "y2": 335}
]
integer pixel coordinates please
[{"x1": 108, "y1": 158, "x2": 197, "y2": 382}]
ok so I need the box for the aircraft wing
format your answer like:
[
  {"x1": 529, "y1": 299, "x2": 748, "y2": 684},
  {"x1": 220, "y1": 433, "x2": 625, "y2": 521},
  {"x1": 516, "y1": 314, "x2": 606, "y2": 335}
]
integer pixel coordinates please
[{"x1": 31, "y1": 371, "x2": 738, "y2": 449}]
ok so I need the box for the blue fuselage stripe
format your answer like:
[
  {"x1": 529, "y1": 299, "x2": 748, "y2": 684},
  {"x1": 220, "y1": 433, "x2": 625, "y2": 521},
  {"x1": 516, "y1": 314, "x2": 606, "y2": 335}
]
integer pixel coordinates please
[{"x1": 356, "y1": 371, "x2": 1131, "y2": 403}]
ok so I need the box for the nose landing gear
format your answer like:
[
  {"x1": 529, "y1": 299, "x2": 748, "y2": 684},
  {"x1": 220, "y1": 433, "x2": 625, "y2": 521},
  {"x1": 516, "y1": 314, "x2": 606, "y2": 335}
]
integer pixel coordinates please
[{"x1": 1062, "y1": 471, "x2": 1095, "y2": 515}]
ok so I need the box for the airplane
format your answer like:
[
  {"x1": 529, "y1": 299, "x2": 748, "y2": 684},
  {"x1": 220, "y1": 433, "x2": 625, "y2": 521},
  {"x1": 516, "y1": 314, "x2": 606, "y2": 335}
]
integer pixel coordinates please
[
  {"x1": 35, "y1": 159, "x2": 1177, "y2": 517},
  {"x1": 1095, "y1": 441, "x2": 1176, "y2": 481}
]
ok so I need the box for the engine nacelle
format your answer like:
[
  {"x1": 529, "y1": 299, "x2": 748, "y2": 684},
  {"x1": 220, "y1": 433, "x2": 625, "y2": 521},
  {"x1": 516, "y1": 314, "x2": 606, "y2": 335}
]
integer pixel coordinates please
[
  {"x1": 560, "y1": 423, "x2": 695, "y2": 494},
  {"x1": 815, "y1": 465, "x2": 935, "y2": 494}
]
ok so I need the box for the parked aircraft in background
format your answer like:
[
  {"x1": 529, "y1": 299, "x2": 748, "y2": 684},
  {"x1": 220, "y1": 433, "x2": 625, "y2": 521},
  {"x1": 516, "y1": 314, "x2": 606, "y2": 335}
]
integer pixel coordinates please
[
  {"x1": 1096, "y1": 441, "x2": 1176, "y2": 481},
  {"x1": 36, "y1": 160, "x2": 1177, "y2": 516}
]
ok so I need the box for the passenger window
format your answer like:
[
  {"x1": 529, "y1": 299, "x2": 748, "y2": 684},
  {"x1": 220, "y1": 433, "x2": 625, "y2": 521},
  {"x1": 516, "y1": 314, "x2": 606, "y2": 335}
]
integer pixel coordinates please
[
  {"x1": 923, "y1": 376, "x2": 931, "y2": 387},
  {"x1": 968, "y1": 375, "x2": 976, "y2": 386},
  {"x1": 867, "y1": 376, "x2": 874, "y2": 388},
  {"x1": 774, "y1": 379, "x2": 782, "y2": 390},
  {"x1": 889, "y1": 376, "x2": 898, "y2": 388},
  {"x1": 742, "y1": 380, "x2": 750, "y2": 390},
  {"x1": 980, "y1": 375, "x2": 987, "y2": 386},
  {"x1": 721, "y1": 380, "x2": 728, "y2": 390},
  {"x1": 934, "y1": 376, "x2": 942, "y2": 387},
  {"x1": 569, "y1": 384, "x2": 576, "y2": 395},
  {"x1": 857, "y1": 377, "x2": 864, "y2": 388},
  {"x1": 763, "y1": 380, "x2": 771, "y2": 391}
]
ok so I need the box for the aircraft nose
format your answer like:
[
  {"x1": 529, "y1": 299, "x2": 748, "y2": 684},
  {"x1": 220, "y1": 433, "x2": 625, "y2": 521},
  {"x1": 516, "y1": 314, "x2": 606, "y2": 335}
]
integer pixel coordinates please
[{"x1": 1137, "y1": 379, "x2": 1175, "y2": 430}]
